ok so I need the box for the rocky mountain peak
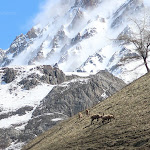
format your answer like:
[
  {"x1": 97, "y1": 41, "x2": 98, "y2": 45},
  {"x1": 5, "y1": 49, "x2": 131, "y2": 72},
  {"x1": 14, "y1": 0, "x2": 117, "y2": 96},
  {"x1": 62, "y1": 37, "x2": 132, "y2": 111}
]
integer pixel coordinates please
[
  {"x1": 26, "y1": 27, "x2": 40, "y2": 39},
  {"x1": 0, "y1": 0, "x2": 148, "y2": 83},
  {"x1": 74, "y1": 0, "x2": 101, "y2": 8}
]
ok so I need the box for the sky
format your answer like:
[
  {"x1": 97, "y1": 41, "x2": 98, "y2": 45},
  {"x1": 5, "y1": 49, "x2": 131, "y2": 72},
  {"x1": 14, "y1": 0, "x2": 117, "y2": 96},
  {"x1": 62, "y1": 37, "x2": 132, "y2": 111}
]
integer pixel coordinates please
[{"x1": 0, "y1": 0, "x2": 46, "y2": 50}]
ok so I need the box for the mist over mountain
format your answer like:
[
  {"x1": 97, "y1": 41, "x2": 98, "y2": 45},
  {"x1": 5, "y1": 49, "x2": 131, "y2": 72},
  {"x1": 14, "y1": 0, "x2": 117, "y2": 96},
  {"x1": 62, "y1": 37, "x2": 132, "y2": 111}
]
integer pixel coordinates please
[
  {"x1": 0, "y1": 0, "x2": 150, "y2": 149},
  {"x1": 1, "y1": 0, "x2": 150, "y2": 83}
]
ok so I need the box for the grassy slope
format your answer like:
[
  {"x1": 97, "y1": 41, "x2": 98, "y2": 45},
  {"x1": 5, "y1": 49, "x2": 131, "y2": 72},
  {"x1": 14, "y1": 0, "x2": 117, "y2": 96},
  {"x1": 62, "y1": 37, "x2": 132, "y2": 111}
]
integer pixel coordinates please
[{"x1": 22, "y1": 73, "x2": 150, "y2": 150}]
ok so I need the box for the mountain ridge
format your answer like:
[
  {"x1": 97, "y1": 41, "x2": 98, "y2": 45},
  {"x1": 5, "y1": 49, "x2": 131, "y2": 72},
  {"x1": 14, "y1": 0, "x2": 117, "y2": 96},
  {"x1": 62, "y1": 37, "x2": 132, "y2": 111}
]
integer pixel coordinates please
[{"x1": 0, "y1": 0, "x2": 149, "y2": 83}]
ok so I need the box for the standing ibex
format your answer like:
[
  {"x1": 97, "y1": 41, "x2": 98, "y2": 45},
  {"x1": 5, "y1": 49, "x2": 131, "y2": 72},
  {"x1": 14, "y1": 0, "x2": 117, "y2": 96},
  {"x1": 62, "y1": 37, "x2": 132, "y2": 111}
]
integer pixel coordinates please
[
  {"x1": 85, "y1": 109, "x2": 90, "y2": 116},
  {"x1": 91, "y1": 114, "x2": 102, "y2": 125},
  {"x1": 101, "y1": 114, "x2": 115, "y2": 124},
  {"x1": 78, "y1": 112, "x2": 83, "y2": 120}
]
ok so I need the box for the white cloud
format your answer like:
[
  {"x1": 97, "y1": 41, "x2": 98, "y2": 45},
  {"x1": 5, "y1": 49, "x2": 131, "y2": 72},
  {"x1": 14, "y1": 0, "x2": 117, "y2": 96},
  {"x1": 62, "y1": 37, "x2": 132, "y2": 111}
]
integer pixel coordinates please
[
  {"x1": 33, "y1": 0, "x2": 75, "y2": 28},
  {"x1": 143, "y1": 0, "x2": 150, "y2": 7}
]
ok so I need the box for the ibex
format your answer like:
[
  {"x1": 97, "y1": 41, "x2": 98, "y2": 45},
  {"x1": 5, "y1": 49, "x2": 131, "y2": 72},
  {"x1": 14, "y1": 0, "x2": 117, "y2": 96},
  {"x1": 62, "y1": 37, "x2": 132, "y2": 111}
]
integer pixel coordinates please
[
  {"x1": 101, "y1": 114, "x2": 115, "y2": 124},
  {"x1": 91, "y1": 114, "x2": 102, "y2": 125},
  {"x1": 78, "y1": 112, "x2": 83, "y2": 120},
  {"x1": 85, "y1": 109, "x2": 90, "y2": 116}
]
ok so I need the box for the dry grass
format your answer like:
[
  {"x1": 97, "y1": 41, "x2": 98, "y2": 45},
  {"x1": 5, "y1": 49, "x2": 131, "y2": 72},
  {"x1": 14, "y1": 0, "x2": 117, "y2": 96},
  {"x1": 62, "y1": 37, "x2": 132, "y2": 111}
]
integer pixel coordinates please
[{"x1": 22, "y1": 72, "x2": 150, "y2": 150}]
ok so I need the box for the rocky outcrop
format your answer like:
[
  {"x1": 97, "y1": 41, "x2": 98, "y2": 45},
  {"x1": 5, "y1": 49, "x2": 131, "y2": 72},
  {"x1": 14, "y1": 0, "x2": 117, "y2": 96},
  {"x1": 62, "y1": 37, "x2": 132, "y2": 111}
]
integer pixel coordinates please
[
  {"x1": 32, "y1": 69, "x2": 125, "y2": 119},
  {"x1": 1, "y1": 65, "x2": 67, "y2": 90},
  {"x1": 0, "y1": 28, "x2": 40, "y2": 66},
  {"x1": 40, "y1": 65, "x2": 66, "y2": 84},
  {"x1": 74, "y1": 0, "x2": 100, "y2": 8},
  {"x1": 76, "y1": 51, "x2": 104, "y2": 73},
  {"x1": 0, "y1": 106, "x2": 34, "y2": 121},
  {"x1": 19, "y1": 74, "x2": 40, "y2": 90},
  {"x1": 82, "y1": 0, "x2": 100, "y2": 8},
  {"x1": 17, "y1": 65, "x2": 67, "y2": 89},
  {"x1": 26, "y1": 27, "x2": 40, "y2": 39},
  {"x1": 3, "y1": 68, "x2": 17, "y2": 83},
  {"x1": 71, "y1": 33, "x2": 82, "y2": 45},
  {"x1": 0, "y1": 128, "x2": 22, "y2": 149}
]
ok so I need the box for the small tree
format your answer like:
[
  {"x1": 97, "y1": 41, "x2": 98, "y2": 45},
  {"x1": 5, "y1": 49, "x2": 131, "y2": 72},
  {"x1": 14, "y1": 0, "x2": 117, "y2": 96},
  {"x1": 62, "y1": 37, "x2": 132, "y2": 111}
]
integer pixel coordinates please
[{"x1": 117, "y1": 18, "x2": 150, "y2": 73}]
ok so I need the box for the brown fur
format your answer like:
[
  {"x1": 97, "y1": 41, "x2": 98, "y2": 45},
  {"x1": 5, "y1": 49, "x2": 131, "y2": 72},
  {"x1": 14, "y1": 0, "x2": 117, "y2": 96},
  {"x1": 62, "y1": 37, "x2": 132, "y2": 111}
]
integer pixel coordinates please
[
  {"x1": 85, "y1": 109, "x2": 90, "y2": 116},
  {"x1": 91, "y1": 114, "x2": 102, "y2": 124},
  {"x1": 78, "y1": 112, "x2": 83, "y2": 120},
  {"x1": 101, "y1": 114, "x2": 115, "y2": 124}
]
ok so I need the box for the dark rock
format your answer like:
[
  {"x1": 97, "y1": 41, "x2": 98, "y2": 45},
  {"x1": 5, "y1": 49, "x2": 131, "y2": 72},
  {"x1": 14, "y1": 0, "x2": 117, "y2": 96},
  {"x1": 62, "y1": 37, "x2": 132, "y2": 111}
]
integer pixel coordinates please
[
  {"x1": 18, "y1": 65, "x2": 66, "y2": 89},
  {"x1": 0, "y1": 128, "x2": 22, "y2": 149},
  {"x1": 0, "y1": 112, "x2": 11, "y2": 120},
  {"x1": 71, "y1": 33, "x2": 82, "y2": 45},
  {"x1": 27, "y1": 27, "x2": 39, "y2": 39},
  {"x1": 53, "y1": 63, "x2": 59, "y2": 68},
  {"x1": 0, "y1": 106, "x2": 34, "y2": 120},
  {"x1": 19, "y1": 77, "x2": 39, "y2": 90},
  {"x1": 40, "y1": 65, "x2": 66, "y2": 84},
  {"x1": 3, "y1": 68, "x2": 17, "y2": 83},
  {"x1": 82, "y1": 27, "x2": 97, "y2": 39},
  {"x1": 19, "y1": 132, "x2": 36, "y2": 143},
  {"x1": 15, "y1": 106, "x2": 34, "y2": 116},
  {"x1": 82, "y1": 0, "x2": 100, "y2": 8},
  {"x1": 74, "y1": 0, "x2": 100, "y2": 8}
]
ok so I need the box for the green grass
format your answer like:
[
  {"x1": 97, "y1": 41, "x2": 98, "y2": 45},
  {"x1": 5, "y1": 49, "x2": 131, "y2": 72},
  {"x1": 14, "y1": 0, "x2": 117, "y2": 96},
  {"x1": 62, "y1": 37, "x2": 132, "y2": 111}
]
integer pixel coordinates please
[{"x1": 22, "y1": 73, "x2": 150, "y2": 150}]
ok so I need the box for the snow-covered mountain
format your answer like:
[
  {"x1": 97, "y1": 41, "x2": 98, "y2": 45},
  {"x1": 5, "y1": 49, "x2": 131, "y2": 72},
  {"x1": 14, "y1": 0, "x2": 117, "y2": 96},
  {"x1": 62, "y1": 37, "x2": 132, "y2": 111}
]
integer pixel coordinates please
[
  {"x1": 1, "y1": 0, "x2": 150, "y2": 149},
  {"x1": 1, "y1": 0, "x2": 150, "y2": 83}
]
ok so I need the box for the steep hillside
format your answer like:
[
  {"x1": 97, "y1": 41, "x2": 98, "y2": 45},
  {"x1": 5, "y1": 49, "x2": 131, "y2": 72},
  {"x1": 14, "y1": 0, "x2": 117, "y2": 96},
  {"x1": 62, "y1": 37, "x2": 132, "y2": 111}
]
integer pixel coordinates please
[{"x1": 23, "y1": 72, "x2": 150, "y2": 150}]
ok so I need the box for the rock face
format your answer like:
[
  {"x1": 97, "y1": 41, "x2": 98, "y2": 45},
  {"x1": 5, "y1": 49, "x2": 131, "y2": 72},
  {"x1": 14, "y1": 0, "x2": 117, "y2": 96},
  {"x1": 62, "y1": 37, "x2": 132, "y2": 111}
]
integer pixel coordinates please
[
  {"x1": 3, "y1": 68, "x2": 17, "y2": 83},
  {"x1": 0, "y1": 106, "x2": 34, "y2": 120},
  {"x1": 0, "y1": 128, "x2": 21, "y2": 149},
  {"x1": 28, "y1": 70, "x2": 125, "y2": 134},
  {"x1": 41, "y1": 65, "x2": 66, "y2": 84},
  {"x1": 82, "y1": 0, "x2": 100, "y2": 8},
  {"x1": 26, "y1": 27, "x2": 39, "y2": 39},
  {"x1": 74, "y1": 0, "x2": 100, "y2": 8},
  {"x1": 17, "y1": 65, "x2": 66, "y2": 90},
  {"x1": 0, "y1": 65, "x2": 126, "y2": 149}
]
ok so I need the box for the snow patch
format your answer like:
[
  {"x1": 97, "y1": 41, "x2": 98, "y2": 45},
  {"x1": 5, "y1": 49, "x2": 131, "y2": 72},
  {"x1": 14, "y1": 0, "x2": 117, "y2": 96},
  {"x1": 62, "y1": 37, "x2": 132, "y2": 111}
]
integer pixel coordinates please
[{"x1": 51, "y1": 118, "x2": 63, "y2": 121}]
